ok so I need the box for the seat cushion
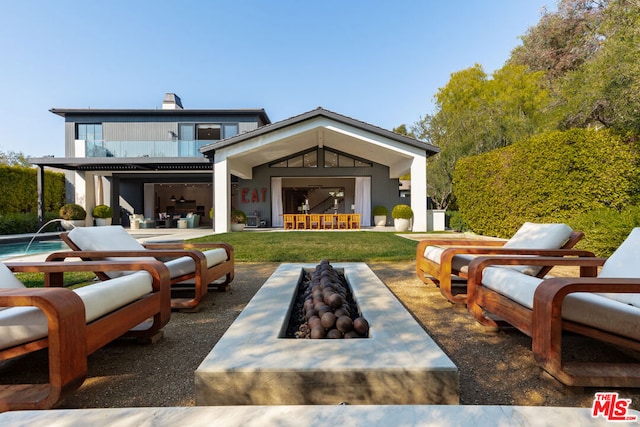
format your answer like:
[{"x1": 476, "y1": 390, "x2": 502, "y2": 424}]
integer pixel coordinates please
[
  {"x1": 164, "y1": 248, "x2": 229, "y2": 281},
  {"x1": 423, "y1": 246, "x2": 474, "y2": 274},
  {"x1": 74, "y1": 271, "x2": 153, "y2": 322},
  {"x1": 481, "y1": 267, "x2": 640, "y2": 341},
  {"x1": 0, "y1": 271, "x2": 153, "y2": 350},
  {"x1": 597, "y1": 227, "x2": 640, "y2": 308},
  {"x1": 0, "y1": 263, "x2": 27, "y2": 289}
]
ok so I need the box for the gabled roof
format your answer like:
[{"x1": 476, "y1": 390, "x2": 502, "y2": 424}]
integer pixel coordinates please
[{"x1": 199, "y1": 107, "x2": 438, "y2": 154}]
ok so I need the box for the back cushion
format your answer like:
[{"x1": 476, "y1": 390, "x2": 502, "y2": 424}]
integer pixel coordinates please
[
  {"x1": 598, "y1": 228, "x2": 640, "y2": 308},
  {"x1": 600, "y1": 228, "x2": 640, "y2": 278},
  {"x1": 503, "y1": 222, "x2": 573, "y2": 250},
  {"x1": 67, "y1": 226, "x2": 154, "y2": 278},
  {"x1": 0, "y1": 263, "x2": 27, "y2": 289}
]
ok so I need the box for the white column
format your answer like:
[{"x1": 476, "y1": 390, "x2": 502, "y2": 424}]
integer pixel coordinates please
[
  {"x1": 74, "y1": 171, "x2": 93, "y2": 223},
  {"x1": 410, "y1": 156, "x2": 427, "y2": 232},
  {"x1": 214, "y1": 157, "x2": 230, "y2": 233}
]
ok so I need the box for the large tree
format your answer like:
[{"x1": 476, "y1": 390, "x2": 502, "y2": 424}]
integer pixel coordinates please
[
  {"x1": 414, "y1": 63, "x2": 550, "y2": 209},
  {"x1": 558, "y1": 0, "x2": 640, "y2": 131}
]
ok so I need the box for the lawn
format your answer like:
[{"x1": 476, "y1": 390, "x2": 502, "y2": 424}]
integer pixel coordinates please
[
  {"x1": 192, "y1": 231, "x2": 418, "y2": 262},
  {"x1": 17, "y1": 231, "x2": 419, "y2": 287}
]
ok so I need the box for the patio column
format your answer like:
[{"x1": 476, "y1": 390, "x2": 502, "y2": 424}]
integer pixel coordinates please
[
  {"x1": 410, "y1": 156, "x2": 427, "y2": 232},
  {"x1": 214, "y1": 157, "x2": 230, "y2": 233},
  {"x1": 74, "y1": 171, "x2": 95, "y2": 224}
]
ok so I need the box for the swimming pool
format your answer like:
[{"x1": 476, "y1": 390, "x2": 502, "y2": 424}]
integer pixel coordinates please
[{"x1": 0, "y1": 240, "x2": 69, "y2": 260}]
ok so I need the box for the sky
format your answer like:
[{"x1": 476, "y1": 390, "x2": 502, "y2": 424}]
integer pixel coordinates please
[{"x1": 0, "y1": 0, "x2": 555, "y2": 158}]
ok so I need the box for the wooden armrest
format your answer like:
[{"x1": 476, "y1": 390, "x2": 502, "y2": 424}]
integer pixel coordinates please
[
  {"x1": 416, "y1": 238, "x2": 505, "y2": 254},
  {"x1": 442, "y1": 248, "x2": 595, "y2": 270},
  {"x1": 532, "y1": 277, "x2": 640, "y2": 366},
  {"x1": 7, "y1": 260, "x2": 171, "y2": 292},
  {"x1": 0, "y1": 288, "x2": 87, "y2": 410}
]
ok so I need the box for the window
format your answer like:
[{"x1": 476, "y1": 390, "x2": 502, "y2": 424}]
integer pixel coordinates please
[
  {"x1": 76, "y1": 123, "x2": 102, "y2": 141},
  {"x1": 223, "y1": 123, "x2": 239, "y2": 138},
  {"x1": 270, "y1": 149, "x2": 318, "y2": 168},
  {"x1": 197, "y1": 124, "x2": 221, "y2": 141},
  {"x1": 323, "y1": 148, "x2": 371, "y2": 168}
]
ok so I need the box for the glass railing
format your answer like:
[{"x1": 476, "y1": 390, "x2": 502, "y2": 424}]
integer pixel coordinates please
[{"x1": 83, "y1": 140, "x2": 212, "y2": 158}]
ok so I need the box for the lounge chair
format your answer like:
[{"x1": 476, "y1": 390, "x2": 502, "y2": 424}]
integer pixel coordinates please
[
  {"x1": 415, "y1": 222, "x2": 586, "y2": 303},
  {"x1": 49, "y1": 226, "x2": 234, "y2": 311},
  {"x1": 466, "y1": 227, "x2": 640, "y2": 387},
  {"x1": 0, "y1": 259, "x2": 171, "y2": 411}
]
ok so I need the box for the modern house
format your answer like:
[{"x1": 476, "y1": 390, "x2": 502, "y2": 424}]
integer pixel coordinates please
[{"x1": 30, "y1": 94, "x2": 440, "y2": 232}]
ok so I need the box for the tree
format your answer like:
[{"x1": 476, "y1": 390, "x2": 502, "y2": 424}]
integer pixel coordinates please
[
  {"x1": 558, "y1": 0, "x2": 640, "y2": 131},
  {"x1": 509, "y1": 0, "x2": 606, "y2": 82},
  {"x1": 413, "y1": 63, "x2": 550, "y2": 209},
  {"x1": 0, "y1": 150, "x2": 31, "y2": 167}
]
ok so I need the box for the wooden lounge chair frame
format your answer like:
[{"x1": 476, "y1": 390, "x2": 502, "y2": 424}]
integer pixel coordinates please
[
  {"x1": 466, "y1": 255, "x2": 640, "y2": 387},
  {"x1": 0, "y1": 260, "x2": 171, "y2": 411},
  {"x1": 415, "y1": 231, "x2": 585, "y2": 304},
  {"x1": 50, "y1": 233, "x2": 234, "y2": 311}
]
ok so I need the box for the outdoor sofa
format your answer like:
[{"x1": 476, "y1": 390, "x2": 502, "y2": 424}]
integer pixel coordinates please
[
  {"x1": 416, "y1": 222, "x2": 586, "y2": 303},
  {"x1": 466, "y1": 227, "x2": 640, "y2": 387},
  {"x1": 49, "y1": 226, "x2": 234, "y2": 310},
  {"x1": 0, "y1": 259, "x2": 171, "y2": 411}
]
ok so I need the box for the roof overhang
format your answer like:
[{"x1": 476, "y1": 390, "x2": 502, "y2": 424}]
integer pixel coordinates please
[
  {"x1": 200, "y1": 108, "x2": 439, "y2": 179},
  {"x1": 28, "y1": 156, "x2": 213, "y2": 172}
]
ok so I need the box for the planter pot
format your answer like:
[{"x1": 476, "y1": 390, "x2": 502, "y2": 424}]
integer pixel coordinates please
[
  {"x1": 393, "y1": 218, "x2": 411, "y2": 232},
  {"x1": 373, "y1": 215, "x2": 387, "y2": 227},
  {"x1": 95, "y1": 218, "x2": 112, "y2": 226},
  {"x1": 231, "y1": 223, "x2": 245, "y2": 232},
  {"x1": 61, "y1": 219, "x2": 85, "y2": 230}
]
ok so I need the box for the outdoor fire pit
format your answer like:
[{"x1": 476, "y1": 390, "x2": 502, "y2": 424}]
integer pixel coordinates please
[{"x1": 195, "y1": 263, "x2": 459, "y2": 405}]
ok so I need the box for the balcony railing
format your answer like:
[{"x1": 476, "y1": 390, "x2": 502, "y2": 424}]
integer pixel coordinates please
[{"x1": 81, "y1": 140, "x2": 212, "y2": 158}]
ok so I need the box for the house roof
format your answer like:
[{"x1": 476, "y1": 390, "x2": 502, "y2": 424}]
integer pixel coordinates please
[
  {"x1": 199, "y1": 107, "x2": 439, "y2": 179},
  {"x1": 200, "y1": 107, "x2": 438, "y2": 154},
  {"x1": 49, "y1": 108, "x2": 271, "y2": 124}
]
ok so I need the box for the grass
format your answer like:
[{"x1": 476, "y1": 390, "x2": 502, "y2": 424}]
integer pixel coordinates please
[
  {"x1": 192, "y1": 231, "x2": 418, "y2": 262},
  {"x1": 16, "y1": 231, "x2": 419, "y2": 286}
]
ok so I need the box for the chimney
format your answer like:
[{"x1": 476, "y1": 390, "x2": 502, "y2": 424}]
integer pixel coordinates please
[{"x1": 162, "y1": 93, "x2": 183, "y2": 110}]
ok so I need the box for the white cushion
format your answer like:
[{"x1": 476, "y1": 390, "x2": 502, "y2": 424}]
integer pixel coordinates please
[
  {"x1": 423, "y1": 245, "x2": 474, "y2": 274},
  {"x1": 502, "y1": 222, "x2": 574, "y2": 275},
  {"x1": 481, "y1": 266, "x2": 640, "y2": 341},
  {"x1": 423, "y1": 222, "x2": 573, "y2": 276},
  {"x1": 0, "y1": 263, "x2": 27, "y2": 289},
  {"x1": 165, "y1": 248, "x2": 229, "y2": 282},
  {"x1": 0, "y1": 271, "x2": 153, "y2": 350},
  {"x1": 67, "y1": 226, "x2": 155, "y2": 278},
  {"x1": 74, "y1": 271, "x2": 153, "y2": 322},
  {"x1": 597, "y1": 227, "x2": 640, "y2": 308}
]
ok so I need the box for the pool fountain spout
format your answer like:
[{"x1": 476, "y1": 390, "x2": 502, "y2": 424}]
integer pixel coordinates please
[{"x1": 24, "y1": 218, "x2": 69, "y2": 254}]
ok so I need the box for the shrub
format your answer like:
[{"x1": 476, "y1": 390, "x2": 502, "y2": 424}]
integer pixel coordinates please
[
  {"x1": 0, "y1": 212, "x2": 60, "y2": 235},
  {"x1": 372, "y1": 205, "x2": 388, "y2": 216},
  {"x1": 447, "y1": 211, "x2": 469, "y2": 232},
  {"x1": 391, "y1": 204, "x2": 413, "y2": 219},
  {"x1": 92, "y1": 204, "x2": 113, "y2": 218},
  {"x1": 569, "y1": 205, "x2": 640, "y2": 256},
  {"x1": 59, "y1": 203, "x2": 87, "y2": 220},
  {"x1": 231, "y1": 209, "x2": 247, "y2": 224},
  {"x1": 454, "y1": 129, "x2": 640, "y2": 238}
]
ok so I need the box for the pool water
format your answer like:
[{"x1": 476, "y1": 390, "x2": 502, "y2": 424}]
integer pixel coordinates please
[{"x1": 0, "y1": 240, "x2": 69, "y2": 259}]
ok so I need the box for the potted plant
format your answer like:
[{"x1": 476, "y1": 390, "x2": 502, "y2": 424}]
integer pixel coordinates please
[
  {"x1": 92, "y1": 204, "x2": 113, "y2": 226},
  {"x1": 230, "y1": 208, "x2": 247, "y2": 232},
  {"x1": 59, "y1": 203, "x2": 87, "y2": 230},
  {"x1": 372, "y1": 205, "x2": 388, "y2": 227},
  {"x1": 391, "y1": 204, "x2": 413, "y2": 232}
]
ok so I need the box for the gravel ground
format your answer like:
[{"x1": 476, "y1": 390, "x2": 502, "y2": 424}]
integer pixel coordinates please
[{"x1": 4, "y1": 261, "x2": 639, "y2": 410}]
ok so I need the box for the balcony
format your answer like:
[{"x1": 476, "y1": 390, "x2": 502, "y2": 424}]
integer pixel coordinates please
[{"x1": 78, "y1": 140, "x2": 212, "y2": 158}]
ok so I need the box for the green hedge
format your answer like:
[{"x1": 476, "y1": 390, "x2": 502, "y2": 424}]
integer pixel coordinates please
[
  {"x1": 454, "y1": 129, "x2": 640, "y2": 248},
  {"x1": 0, "y1": 212, "x2": 62, "y2": 235},
  {"x1": 0, "y1": 165, "x2": 65, "y2": 214}
]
